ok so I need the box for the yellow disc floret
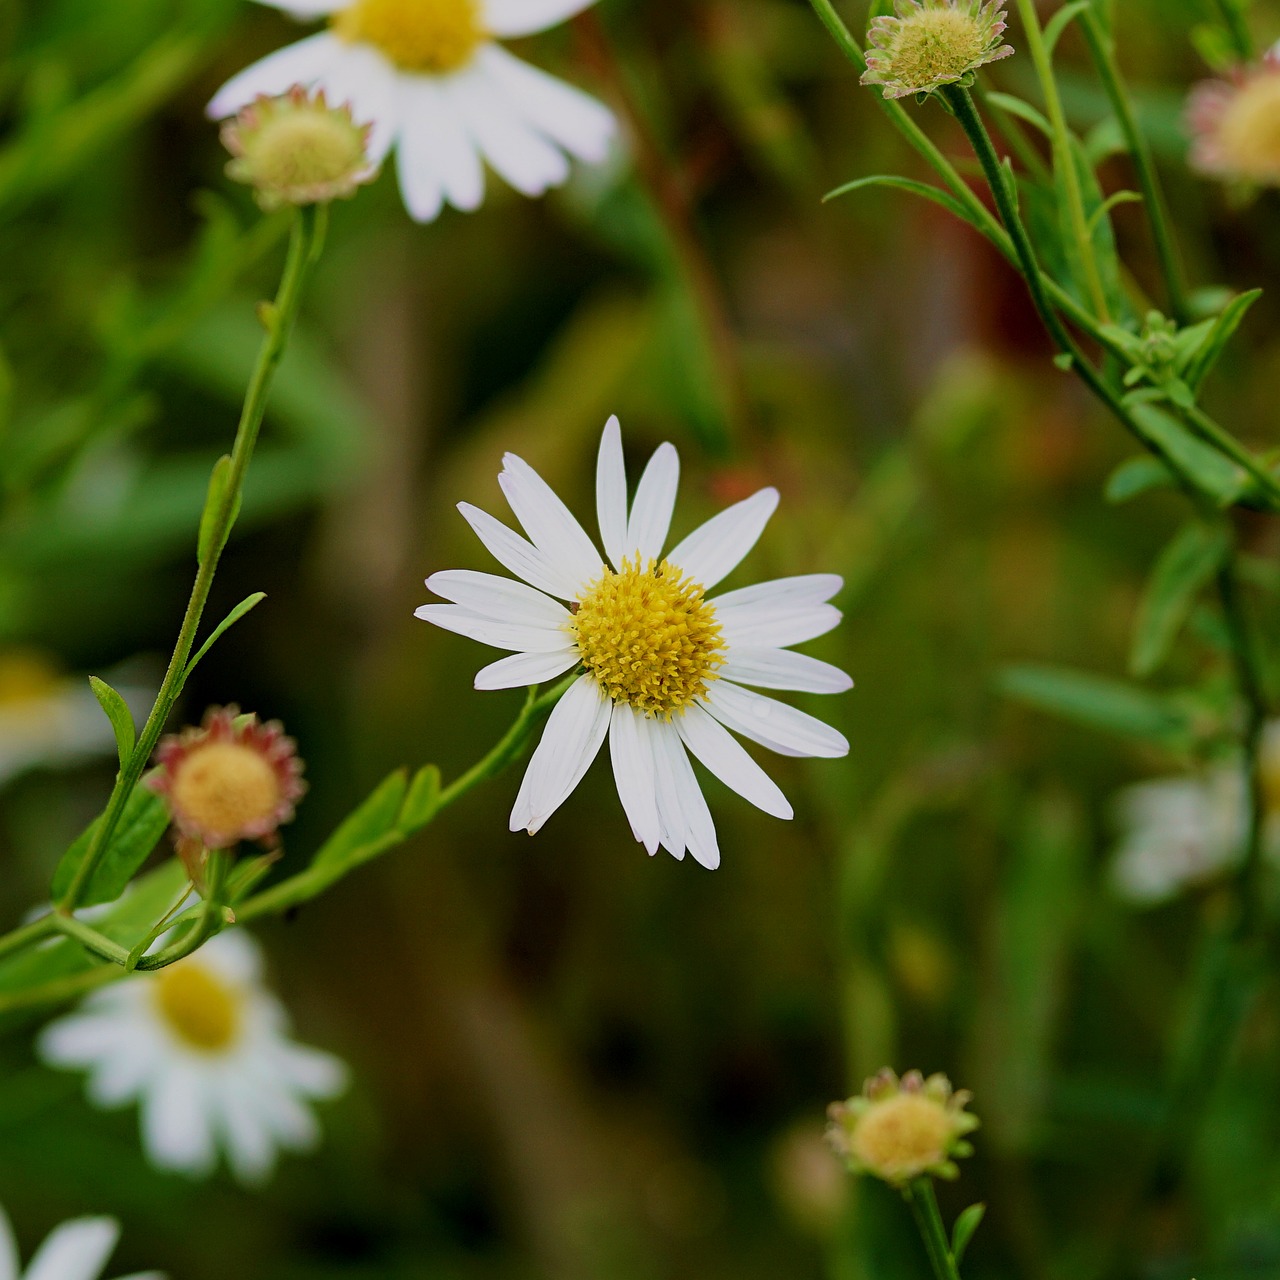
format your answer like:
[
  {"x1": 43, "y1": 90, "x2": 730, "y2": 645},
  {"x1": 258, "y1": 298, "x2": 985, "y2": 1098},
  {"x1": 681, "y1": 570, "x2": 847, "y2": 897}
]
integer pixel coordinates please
[
  {"x1": 154, "y1": 962, "x2": 243, "y2": 1053},
  {"x1": 333, "y1": 0, "x2": 487, "y2": 74},
  {"x1": 1215, "y1": 74, "x2": 1280, "y2": 184},
  {"x1": 170, "y1": 742, "x2": 284, "y2": 842},
  {"x1": 572, "y1": 558, "x2": 726, "y2": 717},
  {"x1": 847, "y1": 1093, "x2": 954, "y2": 1181},
  {"x1": 889, "y1": 9, "x2": 991, "y2": 88}
]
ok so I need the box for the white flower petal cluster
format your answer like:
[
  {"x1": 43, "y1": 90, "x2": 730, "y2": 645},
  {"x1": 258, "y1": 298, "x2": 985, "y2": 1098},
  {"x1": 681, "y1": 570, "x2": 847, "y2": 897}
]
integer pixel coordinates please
[
  {"x1": 417, "y1": 417, "x2": 852, "y2": 869},
  {"x1": 209, "y1": 0, "x2": 616, "y2": 222},
  {"x1": 39, "y1": 931, "x2": 347, "y2": 1185},
  {"x1": 0, "y1": 1204, "x2": 161, "y2": 1280}
]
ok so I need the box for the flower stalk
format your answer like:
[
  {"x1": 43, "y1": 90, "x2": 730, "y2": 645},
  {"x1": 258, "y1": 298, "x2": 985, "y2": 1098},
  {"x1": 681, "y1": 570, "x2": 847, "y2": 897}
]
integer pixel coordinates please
[{"x1": 906, "y1": 1179, "x2": 963, "y2": 1280}]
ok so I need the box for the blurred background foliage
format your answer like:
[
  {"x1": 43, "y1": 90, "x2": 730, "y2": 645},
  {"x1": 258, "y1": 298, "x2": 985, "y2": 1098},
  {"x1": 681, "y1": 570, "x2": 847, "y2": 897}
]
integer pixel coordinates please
[{"x1": 1, "y1": 0, "x2": 1280, "y2": 1276}]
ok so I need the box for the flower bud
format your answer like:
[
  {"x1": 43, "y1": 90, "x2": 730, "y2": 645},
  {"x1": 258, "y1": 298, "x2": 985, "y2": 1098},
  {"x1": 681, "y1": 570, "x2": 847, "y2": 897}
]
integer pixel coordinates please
[
  {"x1": 826, "y1": 1068, "x2": 978, "y2": 1184},
  {"x1": 221, "y1": 86, "x2": 377, "y2": 209},
  {"x1": 148, "y1": 706, "x2": 305, "y2": 849},
  {"x1": 861, "y1": 0, "x2": 1014, "y2": 101}
]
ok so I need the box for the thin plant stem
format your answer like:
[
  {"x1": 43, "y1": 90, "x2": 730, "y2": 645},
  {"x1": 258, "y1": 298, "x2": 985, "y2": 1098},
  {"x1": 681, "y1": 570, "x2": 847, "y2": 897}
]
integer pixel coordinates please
[
  {"x1": 0, "y1": 914, "x2": 58, "y2": 963},
  {"x1": 51, "y1": 915, "x2": 131, "y2": 967},
  {"x1": 1011, "y1": 0, "x2": 1111, "y2": 322},
  {"x1": 906, "y1": 1179, "x2": 962, "y2": 1280},
  {"x1": 1078, "y1": 10, "x2": 1189, "y2": 322},
  {"x1": 1181, "y1": 402, "x2": 1280, "y2": 506},
  {"x1": 56, "y1": 205, "x2": 327, "y2": 914}
]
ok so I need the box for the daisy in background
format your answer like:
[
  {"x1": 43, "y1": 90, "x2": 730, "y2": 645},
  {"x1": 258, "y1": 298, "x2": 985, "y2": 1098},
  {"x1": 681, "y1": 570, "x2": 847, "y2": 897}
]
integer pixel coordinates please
[
  {"x1": 1110, "y1": 722, "x2": 1280, "y2": 906},
  {"x1": 39, "y1": 931, "x2": 347, "y2": 1185},
  {"x1": 0, "y1": 1203, "x2": 161, "y2": 1280},
  {"x1": 417, "y1": 416, "x2": 852, "y2": 870},
  {"x1": 208, "y1": 0, "x2": 617, "y2": 222}
]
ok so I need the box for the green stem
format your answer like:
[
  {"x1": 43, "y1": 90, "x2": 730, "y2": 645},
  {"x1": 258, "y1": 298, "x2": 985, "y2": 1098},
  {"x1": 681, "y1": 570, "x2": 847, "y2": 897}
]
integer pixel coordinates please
[
  {"x1": 1181, "y1": 401, "x2": 1280, "y2": 506},
  {"x1": 0, "y1": 914, "x2": 58, "y2": 963},
  {"x1": 1215, "y1": 0, "x2": 1254, "y2": 61},
  {"x1": 1078, "y1": 10, "x2": 1189, "y2": 322},
  {"x1": 1011, "y1": 0, "x2": 1111, "y2": 322},
  {"x1": 57, "y1": 205, "x2": 326, "y2": 914},
  {"x1": 50, "y1": 915, "x2": 131, "y2": 967},
  {"x1": 906, "y1": 1179, "x2": 962, "y2": 1280},
  {"x1": 0, "y1": 966, "x2": 121, "y2": 1017}
]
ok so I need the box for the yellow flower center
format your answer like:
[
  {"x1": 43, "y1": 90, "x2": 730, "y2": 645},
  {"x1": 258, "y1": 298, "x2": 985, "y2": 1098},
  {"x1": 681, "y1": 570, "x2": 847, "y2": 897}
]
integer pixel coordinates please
[
  {"x1": 849, "y1": 1094, "x2": 953, "y2": 1181},
  {"x1": 247, "y1": 112, "x2": 367, "y2": 191},
  {"x1": 333, "y1": 0, "x2": 486, "y2": 74},
  {"x1": 1217, "y1": 73, "x2": 1280, "y2": 183},
  {"x1": 153, "y1": 962, "x2": 242, "y2": 1053},
  {"x1": 170, "y1": 741, "x2": 282, "y2": 843},
  {"x1": 889, "y1": 9, "x2": 990, "y2": 89},
  {"x1": 571, "y1": 558, "x2": 726, "y2": 717}
]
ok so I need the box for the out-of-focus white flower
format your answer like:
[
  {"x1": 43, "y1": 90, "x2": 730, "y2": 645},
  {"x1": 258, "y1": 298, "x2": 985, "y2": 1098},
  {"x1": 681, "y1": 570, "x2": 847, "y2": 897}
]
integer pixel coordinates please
[
  {"x1": 1110, "y1": 722, "x2": 1280, "y2": 906},
  {"x1": 0, "y1": 651, "x2": 149, "y2": 788},
  {"x1": 0, "y1": 1203, "x2": 162, "y2": 1280},
  {"x1": 416, "y1": 416, "x2": 852, "y2": 870},
  {"x1": 38, "y1": 931, "x2": 347, "y2": 1185},
  {"x1": 208, "y1": 0, "x2": 617, "y2": 223}
]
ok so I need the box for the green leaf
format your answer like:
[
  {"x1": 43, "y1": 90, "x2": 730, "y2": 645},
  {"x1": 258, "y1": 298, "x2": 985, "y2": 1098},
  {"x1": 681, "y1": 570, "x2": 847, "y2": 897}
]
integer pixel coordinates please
[
  {"x1": 1182, "y1": 289, "x2": 1261, "y2": 391},
  {"x1": 182, "y1": 592, "x2": 267, "y2": 682},
  {"x1": 1130, "y1": 522, "x2": 1231, "y2": 678},
  {"x1": 999, "y1": 664, "x2": 1193, "y2": 748},
  {"x1": 1126, "y1": 400, "x2": 1250, "y2": 507},
  {"x1": 399, "y1": 764, "x2": 443, "y2": 835},
  {"x1": 1043, "y1": 1, "x2": 1093, "y2": 55},
  {"x1": 823, "y1": 176, "x2": 983, "y2": 233},
  {"x1": 952, "y1": 1203, "x2": 987, "y2": 1265},
  {"x1": 197, "y1": 454, "x2": 240, "y2": 566},
  {"x1": 985, "y1": 92, "x2": 1052, "y2": 137},
  {"x1": 309, "y1": 770, "x2": 409, "y2": 876},
  {"x1": 1087, "y1": 190, "x2": 1142, "y2": 235},
  {"x1": 88, "y1": 676, "x2": 136, "y2": 771},
  {"x1": 1106, "y1": 455, "x2": 1175, "y2": 504},
  {"x1": 50, "y1": 787, "x2": 171, "y2": 908}
]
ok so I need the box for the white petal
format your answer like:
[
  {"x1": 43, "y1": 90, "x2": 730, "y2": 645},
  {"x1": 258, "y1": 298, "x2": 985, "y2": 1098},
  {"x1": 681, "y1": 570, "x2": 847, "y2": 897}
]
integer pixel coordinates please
[
  {"x1": 268, "y1": 1041, "x2": 349, "y2": 1099},
  {"x1": 427, "y1": 569, "x2": 571, "y2": 628},
  {"x1": 207, "y1": 33, "x2": 343, "y2": 119},
  {"x1": 499, "y1": 453, "x2": 603, "y2": 586},
  {"x1": 0, "y1": 1205, "x2": 19, "y2": 1280},
  {"x1": 395, "y1": 119, "x2": 442, "y2": 222},
  {"x1": 712, "y1": 574, "x2": 842, "y2": 611},
  {"x1": 318, "y1": 45, "x2": 399, "y2": 164},
  {"x1": 475, "y1": 45, "x2": 616, "y2": 163},
  {"x1": 475, "y1": 649, "x2": 580, "y2": 690},
  {"x1": 510, "y1": 675, "x2": 610, "y2": 834},
  {"x1": 395, "y1": 75, "x2": 485, "y2": 213},
  {"x1": 667, "y1": 488, "x2": 780, "y2": 591},
  {"x1": 719, "y1": 648, "x2": 853, "y2": 694},
  {"x1": 252, "y1": 0, "x2": 346, "y2": 16},
  {"x1": 716, "y1": 603, "x2": 842, "y2": 649},
  {"x1": 609, "y1": 706, "x2": 660, "y2": 855},
  {"x1": 626, "y1": 443, "x2": 679, "y2": 563},
  {"x1": 87, "y1": 1045, "x2": 159, "y2": 1109},
  {"x1": 141, "y1": 1068, "x2": 218, "y2": 1176},
  {"x1": 705, "y1": 682, "x2": 849, "y2": 759},
  {"x1": 596, "y1": 416, "x2": 628, "y2": 571},
  {"x1": 24, "y1": 1219, "x2": 119, "y2": 1280},
  {"x1": 445, "y1": 60, "x2": 571, "y2": 197},
  {"x1": 676, "y1": 704, "x2": 793, "y2": 819},
  {"x1": 115, "y1": 1271, "x2": 167, "y2": 1280},
  {"x1": 457, "y1": 503, "x2": 584, "y2": 600},
  {"x1": 651, "y1": 716, "x2": 720, "y2": 864},
  {"x1": 217, "y1": 1077, "x2": 278, "y2": 1186},
  {"x1": 38, "y1": 1013, "x2": 133, "y2": 1065},
  {"x1": 415, "y1": 604, "x2": 571, "y2": 653},
  {"x1": 483, "y1": 0, "x2": 599, "y2": 37}
]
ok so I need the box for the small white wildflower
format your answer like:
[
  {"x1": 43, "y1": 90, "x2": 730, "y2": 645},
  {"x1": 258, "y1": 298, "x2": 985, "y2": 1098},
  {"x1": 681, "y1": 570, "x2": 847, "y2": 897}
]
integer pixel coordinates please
[{"x1": 0, "y1": 1202, "x2": 162, "y2": 1280}]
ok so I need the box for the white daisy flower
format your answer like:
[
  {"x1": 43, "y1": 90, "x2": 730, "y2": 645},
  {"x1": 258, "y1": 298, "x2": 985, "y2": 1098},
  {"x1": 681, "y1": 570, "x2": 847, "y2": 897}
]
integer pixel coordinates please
[
  {"x1": 416, "y1": 416, "x2": 853, "y2": 869},
  {"x1": 0, "y1": 1203, "x2": 162, "y2": 1280},
  {"x1": 207, "y1": 0, "x2": 617, "y2": 223},
  {"x1": 1110, "y1": 721, "x2": 1280, "y2": 906},
  {"x1": 38, "y1": 931, "x2": 347, "y2": 1185}
]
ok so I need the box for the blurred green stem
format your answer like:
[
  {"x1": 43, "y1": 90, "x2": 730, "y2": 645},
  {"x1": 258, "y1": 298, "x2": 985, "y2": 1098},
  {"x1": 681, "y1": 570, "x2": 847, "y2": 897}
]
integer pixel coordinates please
[
  {"x1": 1078, "y1": 10, "x2": 1188, "y2": 322},
  {"x1": 56, "y1": 205, "x2": 327, "y2": 915},
  {"x1": 1010, "y1": 0, "x2": 1110, "y2": 322},
  {"x1": 1215, "y1": 0, "x2": 1254, "y2": 60},
  {"x1": 0, "y1": 913, "x2": 58, "y2": 963},
  {"x1": 906, "y1": 1180, "x2": 962, "y2": 1280}
]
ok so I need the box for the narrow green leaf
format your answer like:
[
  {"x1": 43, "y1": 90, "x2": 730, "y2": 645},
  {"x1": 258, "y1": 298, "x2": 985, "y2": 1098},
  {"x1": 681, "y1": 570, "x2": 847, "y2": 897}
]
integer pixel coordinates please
[
  {"x1": 399, "y1": 764, "x2": 443, "y2": 835},
  {"x1": 182, "y1": 592, "x2": 267, "y2": 683},
  {"x1": 50, "y1": 787, "x2": 170, "y2": 908},
  {"x1": 1182, "y1": 288, "x2": 1262, "y2": 391},
  {"x1": 1126, "y1": 400, "x2": 1249, "y2": 507},
  {"x1": 1044, "y1": 1, "x2": 1093, "y2": 55},
  {"x1": 985, "y1": 92, "x2": 1052, "y2": 137},
  {"x1": 952, "y1": 1203, "x2": 987, "y2": 1265},
  {"x1": 197, "y1": 454, "x2": 233, "y2": 566},
  {"x1": 1105, "y1": 455, "x2": 1175, "y2": 504},
  {"x1": 1130, "y1": 522, "x2": 1231, "y2": 677},
  {"x1": 1087, "y1": 190, "x2": 1142, "y2": 235},
  {"x1": 309, "y1": 770, "x2": 409, "y2": 875},
  {"x1": 823, "y1": 176, "x2": 982, "y2": 232},
  {"x1": 88, "y1": 676, "x2": 136, "y2": 770},
  {"x1": 999, "y1": 664, "x2": 1193, "y2": 748}
]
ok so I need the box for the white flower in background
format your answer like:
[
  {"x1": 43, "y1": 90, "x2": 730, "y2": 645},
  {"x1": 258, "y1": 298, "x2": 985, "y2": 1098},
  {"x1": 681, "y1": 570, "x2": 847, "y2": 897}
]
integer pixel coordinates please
[
  {"x1": 0, "y1": 1203, "x2": 162, "y2": 1280},
  {"x1": 0, "y1": 651, "x2": 150, "y2": 789},
  {"x1": 1110, "y1": 722, "x2": 1280, "y2": 906},
  {"x1": 38, "y1": 931, "x2": 347, "y2": 1185},
  {"x1": 208, "y1": 0, "x2": 617, "y2": 223},
  {"x1": 417, "y1": 416, "x2": 852, "y2": 869}
]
